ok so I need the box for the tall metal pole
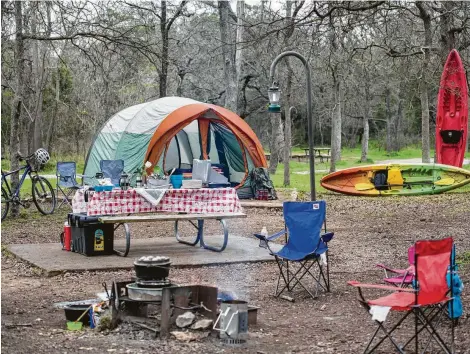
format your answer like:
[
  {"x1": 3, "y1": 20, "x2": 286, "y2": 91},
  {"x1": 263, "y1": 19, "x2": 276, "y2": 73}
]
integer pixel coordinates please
[{"x1": 269, "y1": 51, "x2": 316, "y2": 200}]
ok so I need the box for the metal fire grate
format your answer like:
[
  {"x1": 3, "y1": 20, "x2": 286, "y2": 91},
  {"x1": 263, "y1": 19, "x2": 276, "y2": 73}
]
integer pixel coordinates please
[{"x1": 220, "y1": 338, "x2": 246, "y2": 346}]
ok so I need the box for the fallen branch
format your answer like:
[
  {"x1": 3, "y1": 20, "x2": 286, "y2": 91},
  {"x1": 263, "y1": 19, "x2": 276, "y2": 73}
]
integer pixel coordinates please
[
  {"x1": 4, "y1": 323, "x2": 33, "y2": 328},
  {"x1": 132, "y1": 321, "x2": 159, "y2": 333}
]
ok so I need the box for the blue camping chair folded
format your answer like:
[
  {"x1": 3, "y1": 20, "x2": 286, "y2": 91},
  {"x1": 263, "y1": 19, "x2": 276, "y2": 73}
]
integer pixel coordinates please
[
  {"x1": 56, "y1": 162, "x2": 82, "y2": 209},
  {"x1": 254, "y1": 201, "x2": 334, "y2": 300}
]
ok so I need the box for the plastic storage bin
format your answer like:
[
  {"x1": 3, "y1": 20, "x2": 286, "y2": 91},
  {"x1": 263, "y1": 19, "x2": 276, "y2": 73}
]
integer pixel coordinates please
[
  {"x1": 170, "y1": 175, "x2": 183, "y2": 189},
  {"x1": 68, "y1": 213, "x2": 114, "y2": 256},
  {"x1": 94, "y1": 185, "x2": 114, "y2": 192}
]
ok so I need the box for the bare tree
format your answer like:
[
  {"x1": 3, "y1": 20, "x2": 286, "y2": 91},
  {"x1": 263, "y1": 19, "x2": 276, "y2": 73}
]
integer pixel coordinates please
[
  {"x1": 416, "y1": 2, "x2": 432, "y2": 163},
  {"x1": 9, "y1": 1, "x2": 25, "y2": 216},
  {"x1": 217, "y1": 0, "x2": 243, "y2": 113}
]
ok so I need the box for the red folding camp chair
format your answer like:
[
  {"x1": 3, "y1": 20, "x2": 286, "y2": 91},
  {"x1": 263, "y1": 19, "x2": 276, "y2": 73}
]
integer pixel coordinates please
[
  {"x1": 376, "y1": 245, "x2": 415, "y2": 287},
  {"x1": 349, "y1": 238, "x2": 454, "y2": 354}
]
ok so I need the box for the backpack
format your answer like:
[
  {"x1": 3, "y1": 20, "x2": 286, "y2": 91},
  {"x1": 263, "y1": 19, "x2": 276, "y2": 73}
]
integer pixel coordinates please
[
  {"x1": 250, "y1": 167, "x2": 277, "y2": 200},
  {"x1": 373, "y1": 171, "x2": 388, "y2": 191}
]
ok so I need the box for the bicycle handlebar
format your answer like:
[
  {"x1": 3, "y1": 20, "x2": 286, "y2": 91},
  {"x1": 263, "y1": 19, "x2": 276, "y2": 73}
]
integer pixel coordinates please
[{"x1": 17, "y1": 151, "x2": 35, "y2": 161}]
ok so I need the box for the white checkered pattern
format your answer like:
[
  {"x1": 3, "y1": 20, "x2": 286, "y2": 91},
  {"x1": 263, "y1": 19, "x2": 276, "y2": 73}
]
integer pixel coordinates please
[{"x1": 72, "y1": 188, "x2": 243, "y2": 216}]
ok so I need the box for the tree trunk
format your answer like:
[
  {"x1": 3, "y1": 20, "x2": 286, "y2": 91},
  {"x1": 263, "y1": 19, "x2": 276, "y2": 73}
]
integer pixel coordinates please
[
  {"x1": 281, "y1": 0, "x2": 295, "y2": 184},
  {"x1": 268, "y1": 111, "x2": 283, "y2": 175},
  {"x1": 416, "y1": 2, "x2": 432, "y2": 163},
  {"x1": 283, "y1": 67, "x2": 293, "y2": 185},
  {"x1": 420, "y1": 87, "x2": 431, "y2": 163},
  {"x1": 361, "y1": 70, "x2": 370, "y2": 162},
  {"x1": 218, "y1": 1, "x2": 237, "y2": 112},
  {"x1": 394, "y1": 94, "x2": 404, "y2": 151},
  {"x1": 283, "y1": 108, "x2": 292, "y2": 185},
  {"x1": 439, "y1": 1, "x2": 456, "y2": 64},
  {"x1": 361, "y1": 103, "x2": 370, "y2": 162},
  {"x1": 319, "y1": 119, "x2": 324, "y2": 146},
  {"x1": 159, "y1": 1, "x2": 169, "y2": 98},
  {"x1": 32, "y1": 3, "x2": 43, "y2": 151},
  {"x1": 329, "y1": 78, "x2": 342, "y2": 173},
  {"x1": 385, "y1": 88, "x2": 393, "y2": 152},
  {"x1": 46, "y1": 65, "x2": 60, "y2": 153},
  {"x1": 176, "y1": 73, "x2": 185, "y2": 97},
  {"x1": 235, "y1": 0, "x2": 244, "y2": 101},
  {"x1": 9, "y1": 1, "x2": 25, "y2": 217}
]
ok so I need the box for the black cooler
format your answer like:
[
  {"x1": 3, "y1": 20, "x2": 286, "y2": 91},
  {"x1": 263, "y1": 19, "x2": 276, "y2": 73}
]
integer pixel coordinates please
[{"x1": 68, "y1": 213, "x2": 114, "y2": 256}]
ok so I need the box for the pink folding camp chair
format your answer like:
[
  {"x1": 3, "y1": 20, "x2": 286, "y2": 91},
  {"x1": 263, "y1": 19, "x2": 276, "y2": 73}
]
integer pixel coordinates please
[
  {"x1": 349, "y1": 238, "x2": 455, "y2": 354},
  {"x1": 376, "y1": 245, "x2": 415, "y2": 287}
]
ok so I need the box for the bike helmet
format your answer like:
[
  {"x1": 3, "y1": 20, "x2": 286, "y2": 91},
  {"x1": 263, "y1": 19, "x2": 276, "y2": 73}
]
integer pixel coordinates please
[{"x1": 34, "y1": 148, "x2": 50, "y2": 165}]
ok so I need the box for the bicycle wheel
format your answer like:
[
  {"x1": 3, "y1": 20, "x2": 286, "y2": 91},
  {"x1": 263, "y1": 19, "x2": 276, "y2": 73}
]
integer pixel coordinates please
[
  {"x1": 32, "y1": 176, "x2": 56, "y2": 215},
  {"x1": 1, "y1": 186, "x2": 9, "y2": 221}
]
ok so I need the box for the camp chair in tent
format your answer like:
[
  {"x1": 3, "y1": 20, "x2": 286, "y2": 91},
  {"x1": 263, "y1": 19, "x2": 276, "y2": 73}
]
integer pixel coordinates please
[
  {"x1": 376, "y1": 245, "x2": 415, "y2": 287},
  {"x1": 253, "y1": 201, "x2": 334, "y2": 300},
  {"x1": 348, "y1": 237, "x2": 455, "y2": 354},
  {"x1": 99, "y1": 160, "x2": 124, "y2": 185},
  {"x1": 56, "y1": 162, "x2": 81, "y2": 209}
]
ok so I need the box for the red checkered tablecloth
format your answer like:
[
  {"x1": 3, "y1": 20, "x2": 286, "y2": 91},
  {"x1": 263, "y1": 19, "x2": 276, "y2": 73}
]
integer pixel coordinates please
[{"x1": 72, "y1": 188, "x2": 243, "y2": 216}]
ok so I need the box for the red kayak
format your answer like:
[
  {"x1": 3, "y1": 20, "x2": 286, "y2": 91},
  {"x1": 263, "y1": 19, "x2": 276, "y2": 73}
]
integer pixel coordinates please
[{"x1": 436, "y1": 49, "x2": 468, "y2": 168}]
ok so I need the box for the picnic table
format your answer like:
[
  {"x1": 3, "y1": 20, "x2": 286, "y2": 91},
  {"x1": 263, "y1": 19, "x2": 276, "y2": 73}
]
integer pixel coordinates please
[
  {"x1": 303, "y1": 147, "x2": 331, "y2": 163},
  {"x1": 71, "y1": 188, "x2": 246, "y2": 255}
]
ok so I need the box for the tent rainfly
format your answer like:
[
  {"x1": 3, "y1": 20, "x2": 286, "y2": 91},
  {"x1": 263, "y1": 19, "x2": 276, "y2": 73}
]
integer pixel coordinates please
[{"x1": 83, "y1": 97, "x2": 268, "y2": 198}]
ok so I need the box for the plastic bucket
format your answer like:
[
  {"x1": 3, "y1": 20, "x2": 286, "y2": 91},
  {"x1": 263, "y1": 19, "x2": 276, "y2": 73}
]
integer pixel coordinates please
[{"x1": 170, "y1": 175, "x2": 183, "y2": 189}]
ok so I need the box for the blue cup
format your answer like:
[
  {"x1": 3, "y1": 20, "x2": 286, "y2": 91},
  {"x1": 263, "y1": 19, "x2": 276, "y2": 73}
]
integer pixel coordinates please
[{"x1": 170, "y1": 175, "x2": 183, "y2": 189}]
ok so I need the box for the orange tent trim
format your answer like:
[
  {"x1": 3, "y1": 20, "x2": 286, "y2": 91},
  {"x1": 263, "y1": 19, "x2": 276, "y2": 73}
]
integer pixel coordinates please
[{"x1": 144, "y1": 103, "x2": 267, "y2": 188}]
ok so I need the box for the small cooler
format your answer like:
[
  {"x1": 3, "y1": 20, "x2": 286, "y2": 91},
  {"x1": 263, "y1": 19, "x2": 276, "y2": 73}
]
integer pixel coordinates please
[{"x1": 67, "y1": 213, "x2": 114, "y2": 256}]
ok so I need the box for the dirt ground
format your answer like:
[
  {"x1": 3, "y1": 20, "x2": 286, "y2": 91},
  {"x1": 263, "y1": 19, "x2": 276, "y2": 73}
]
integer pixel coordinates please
[{"x1": 2, "y1": 192, "x2": 470, "y2": 353}]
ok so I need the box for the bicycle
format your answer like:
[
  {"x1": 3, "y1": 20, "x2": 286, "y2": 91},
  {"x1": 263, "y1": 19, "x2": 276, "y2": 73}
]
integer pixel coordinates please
[{"x1": 1, "y1": 148, "x2": 56, "y2": 221}]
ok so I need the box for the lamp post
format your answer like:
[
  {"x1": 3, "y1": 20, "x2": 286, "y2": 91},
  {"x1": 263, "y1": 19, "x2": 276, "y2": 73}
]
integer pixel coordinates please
[{"x1": 269, "y1": 51, "x2": 316, "y2": 201}]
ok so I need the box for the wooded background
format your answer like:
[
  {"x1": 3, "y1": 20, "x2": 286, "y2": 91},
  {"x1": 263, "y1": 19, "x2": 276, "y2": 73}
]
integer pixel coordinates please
[{"x1": 2, "y1": 1, "x2": 470, "y2": 173}]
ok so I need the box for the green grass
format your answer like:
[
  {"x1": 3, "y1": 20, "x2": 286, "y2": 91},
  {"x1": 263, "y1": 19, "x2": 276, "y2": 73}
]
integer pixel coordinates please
[
  {"x1": 457, "y1": 251, "x2": 470, "y2": 266},
  {"x1": 271, "y1": 165, "x2": 328, "y2": 194},
  {"x1": 2, "y1": 176, "x2": 57, "y2": 197},
  {"x1": 2, "y1": 145, "x2": 469, "y2": 196}
]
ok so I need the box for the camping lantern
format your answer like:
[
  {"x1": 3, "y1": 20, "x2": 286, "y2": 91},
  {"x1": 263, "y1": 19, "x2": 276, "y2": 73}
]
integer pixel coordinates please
[
  {"x1": 119, "y1": 172, "x2": 130, "y2": 190},
  {"x1": 268, "y1": 83, "x2": 281, "y2": 113}
]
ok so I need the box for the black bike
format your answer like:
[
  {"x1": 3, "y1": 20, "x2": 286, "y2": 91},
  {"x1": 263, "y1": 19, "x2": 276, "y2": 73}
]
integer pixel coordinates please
[{"x1": 1, "y1": 150, "x2": 56, "y2": 220}]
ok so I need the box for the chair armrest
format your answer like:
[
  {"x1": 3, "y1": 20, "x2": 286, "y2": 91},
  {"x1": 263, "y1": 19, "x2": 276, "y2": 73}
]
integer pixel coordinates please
[
  {"x1": 376, "y1": 264, "x2": 414, "y2": 275},
  {"x1": 267, "y1": 230, "x2": 287, "y2": 241},
  {"x1": 376, "y1": 264, "x2": 406, "y2": 274},
  {"x1": 321, "y1": 232, "x2": 334, "y2": 243},
  {"x1": 347, "y1": 281, "x2": 416, "y2": 292},
  {"x1": 253, "y1": 229, "x2": 286, "y2": 242}
]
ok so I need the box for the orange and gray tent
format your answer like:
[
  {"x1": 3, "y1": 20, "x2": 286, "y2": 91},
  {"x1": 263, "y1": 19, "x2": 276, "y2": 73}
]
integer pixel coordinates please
[{"x1": 83, "y1": 97, "x2": 268, "y2": 197}]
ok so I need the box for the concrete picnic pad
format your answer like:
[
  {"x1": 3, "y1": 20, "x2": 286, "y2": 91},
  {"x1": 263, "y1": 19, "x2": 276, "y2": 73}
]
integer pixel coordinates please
[{"x1": 7, "y1": 235, "x2": 273, "y2": 275}]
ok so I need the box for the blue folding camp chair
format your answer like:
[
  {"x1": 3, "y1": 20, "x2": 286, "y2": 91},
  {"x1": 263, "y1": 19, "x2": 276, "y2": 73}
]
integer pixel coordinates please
[
  {"x1": 254, "y1": 201, "x2": 334, "y2": 300},
  {"x1": 99, "y1": 160, "x2": 124, "y2": 185},
  {"x1": 56, "y1": 162, "x2": 81, "y2": 209}
]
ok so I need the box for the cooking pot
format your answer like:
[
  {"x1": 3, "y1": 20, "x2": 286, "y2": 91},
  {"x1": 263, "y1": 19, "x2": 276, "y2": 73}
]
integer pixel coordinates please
[{"x1": 134, "y1": 256, "x2": 171, "y2": 280}]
